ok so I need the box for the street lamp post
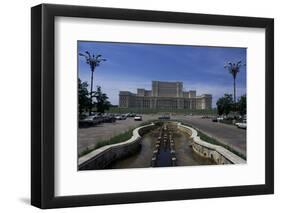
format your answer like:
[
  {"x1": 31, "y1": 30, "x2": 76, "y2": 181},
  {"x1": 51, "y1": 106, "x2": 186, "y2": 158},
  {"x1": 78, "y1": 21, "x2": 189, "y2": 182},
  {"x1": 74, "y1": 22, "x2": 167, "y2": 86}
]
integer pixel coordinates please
[
  {"x1": 79, "y1": 51, "x2": 106, "y2": 115},
  {"x1": 224, "y1": 61, "x2": 244, "y2": 107}
]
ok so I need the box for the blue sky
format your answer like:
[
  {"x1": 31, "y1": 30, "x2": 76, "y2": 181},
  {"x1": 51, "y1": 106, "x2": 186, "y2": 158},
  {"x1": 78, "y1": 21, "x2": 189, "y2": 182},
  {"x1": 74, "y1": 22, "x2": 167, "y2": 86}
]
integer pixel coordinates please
[{"x1": 78, "y1": 41, "x2": 246, "y2": 107}]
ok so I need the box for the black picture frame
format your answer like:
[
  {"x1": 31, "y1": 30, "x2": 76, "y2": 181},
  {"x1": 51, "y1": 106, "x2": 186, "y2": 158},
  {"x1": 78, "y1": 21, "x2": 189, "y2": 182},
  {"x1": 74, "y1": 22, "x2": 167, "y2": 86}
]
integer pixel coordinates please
[{"x1": 31, "y1": 3, "x2": 274, "y2": 209}]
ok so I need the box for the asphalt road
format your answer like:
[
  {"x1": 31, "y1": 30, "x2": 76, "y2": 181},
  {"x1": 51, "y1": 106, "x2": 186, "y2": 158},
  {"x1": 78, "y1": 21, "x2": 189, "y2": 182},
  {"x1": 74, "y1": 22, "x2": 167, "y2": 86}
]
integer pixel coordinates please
[
  {"x1": 78, "y1": 114, "x2": 158, "y2": 155},
  {"x1": 174, "y1": 115, "x2": 246, "y2": 157}
]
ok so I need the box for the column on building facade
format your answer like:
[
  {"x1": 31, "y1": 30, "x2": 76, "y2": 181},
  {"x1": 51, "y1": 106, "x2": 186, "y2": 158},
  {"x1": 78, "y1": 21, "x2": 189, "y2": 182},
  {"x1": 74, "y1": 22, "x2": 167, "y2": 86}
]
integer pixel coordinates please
[
  {"x1": 150, "y1": 98, "x2": 153, "y2": 109},
  {"x1": 119, "y1": 81, "x2": 212, "y2": 110}
]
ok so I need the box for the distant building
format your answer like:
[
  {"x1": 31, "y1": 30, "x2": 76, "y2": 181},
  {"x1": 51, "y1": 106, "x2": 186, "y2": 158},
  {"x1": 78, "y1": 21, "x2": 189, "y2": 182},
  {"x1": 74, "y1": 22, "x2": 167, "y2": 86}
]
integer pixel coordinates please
[{"x1": 119, "y1": 81, "x2": 212, "y2": 110}]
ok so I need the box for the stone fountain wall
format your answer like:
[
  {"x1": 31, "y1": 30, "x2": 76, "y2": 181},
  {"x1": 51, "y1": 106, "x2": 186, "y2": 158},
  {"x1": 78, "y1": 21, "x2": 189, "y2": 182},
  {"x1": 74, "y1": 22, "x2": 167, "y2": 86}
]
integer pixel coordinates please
[
  {"x1": 78, "y1": 123, "x2": 155, "y2": 170},
  {"x1": 177, "y1": 123, "x2": 246, "y2": 165}
]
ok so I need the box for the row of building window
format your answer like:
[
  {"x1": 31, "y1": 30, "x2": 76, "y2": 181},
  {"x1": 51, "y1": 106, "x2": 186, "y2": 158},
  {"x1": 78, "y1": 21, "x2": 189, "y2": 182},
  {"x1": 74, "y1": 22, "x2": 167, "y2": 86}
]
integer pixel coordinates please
[{"x1": 119, "y1": 96, "x2": 211, "y2": 109}]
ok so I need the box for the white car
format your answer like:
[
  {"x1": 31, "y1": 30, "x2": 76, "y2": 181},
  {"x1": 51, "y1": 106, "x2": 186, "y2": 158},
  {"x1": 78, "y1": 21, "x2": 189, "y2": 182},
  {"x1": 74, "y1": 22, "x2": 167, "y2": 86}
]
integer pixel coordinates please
[
  {"x1": 134, "y1": 115, "x2": 142, "y2": 121},
  {"x1": 83, "y1": 116, "x2": 96, "y2": 121},
  {"x1": 235, "y1": 122, "x2": 247, "y2": 129},
  {"x1": 217, "y1": 116, "x2": 224, "y2": 121},
  {"x1": 115, "y1": 115, "x2": 123, "y2": 120}
]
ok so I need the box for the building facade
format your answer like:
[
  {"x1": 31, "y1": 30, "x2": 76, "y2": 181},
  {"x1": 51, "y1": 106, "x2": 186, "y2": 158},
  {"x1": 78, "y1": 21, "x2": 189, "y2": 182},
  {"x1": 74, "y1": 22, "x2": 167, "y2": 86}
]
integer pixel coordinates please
[{"x1": 119, "y1": 81, "x2": 212, "y2": 110}]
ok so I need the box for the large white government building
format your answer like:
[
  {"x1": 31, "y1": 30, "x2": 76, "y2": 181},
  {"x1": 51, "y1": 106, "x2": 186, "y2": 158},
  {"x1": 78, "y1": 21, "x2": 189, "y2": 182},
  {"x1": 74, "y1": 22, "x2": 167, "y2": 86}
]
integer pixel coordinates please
[{"x1": 119, "y1": 81, "x2": 212, "y2": 110}]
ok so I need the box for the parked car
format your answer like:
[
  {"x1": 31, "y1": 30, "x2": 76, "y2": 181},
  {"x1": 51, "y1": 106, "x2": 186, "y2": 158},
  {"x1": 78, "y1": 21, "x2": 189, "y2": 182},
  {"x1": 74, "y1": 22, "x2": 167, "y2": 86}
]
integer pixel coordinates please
[
  {"x1": 134, "y1": 115, "x2": 142, "y2": 121},
  {"x1": 83, "y1": 115, "x2": 97, "y2": 121},
  {"x1": 115, "y1": 115, "x2": 122, "y2": 120},
  {"x1": 103, "y1": 115, "x2": 116, "y2": 123},
  {"x1": 121, "y1": 115, "x2": 127, "y2": 120},
  {"x1": 123, "y1": 113, "x2": 134, "y2": 118},
  {"x1": 90, "y1": 112, "x2": 101, "y2": 116},
  {"x1": 124, "y1": 113, "x2": 130, "y2": 118},
  {"x1": 201, "y1": 115, "x2": 210, "y2": 119},
  {"x1": 158, "y1": 115, "x2": 170, "y2": 120},
  {"x1": 217, "y1": 116, "x2": 224, "y2": 121},
  {"x1": 235, "y1": 122, "x2": 247, "y2": 129},
  {"x1": 115, "y1": 114, "x2": 126, "y2": 120},
  {"x1": 79, "y1": 115, "x2": 103, "y2": 127},
  {"x1": 212, "y1": 117, "x2": 218, "y2": 122}
]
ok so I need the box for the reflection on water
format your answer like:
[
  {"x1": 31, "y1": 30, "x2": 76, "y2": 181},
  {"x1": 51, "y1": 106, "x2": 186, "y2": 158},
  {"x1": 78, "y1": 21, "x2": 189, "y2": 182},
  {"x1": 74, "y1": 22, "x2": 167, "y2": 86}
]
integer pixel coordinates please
[{"x1": 108, "y1": 123, "x2": 215, "y2": 169}]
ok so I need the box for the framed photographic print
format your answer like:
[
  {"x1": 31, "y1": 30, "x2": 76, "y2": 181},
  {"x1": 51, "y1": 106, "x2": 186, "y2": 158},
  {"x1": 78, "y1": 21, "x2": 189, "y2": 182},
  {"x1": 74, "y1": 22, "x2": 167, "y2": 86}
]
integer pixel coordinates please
[{"x1": 31, "y1": 4, "x2": 274, "y2": 209}]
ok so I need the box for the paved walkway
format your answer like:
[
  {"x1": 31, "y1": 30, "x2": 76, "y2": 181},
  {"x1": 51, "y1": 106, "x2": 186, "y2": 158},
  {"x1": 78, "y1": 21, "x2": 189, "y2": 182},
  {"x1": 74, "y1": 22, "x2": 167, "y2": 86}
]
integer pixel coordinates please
[{"x1": 174, "y1": 115, "x2": 246, "y2": 157}]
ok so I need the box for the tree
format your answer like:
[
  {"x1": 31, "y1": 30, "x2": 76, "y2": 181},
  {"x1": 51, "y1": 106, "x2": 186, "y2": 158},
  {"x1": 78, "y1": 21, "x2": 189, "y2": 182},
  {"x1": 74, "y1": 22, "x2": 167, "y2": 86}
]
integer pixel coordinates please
[
  {"x1": 216, "y1": 94, "x2": 234, "y2": 115},
  {"x1": 93, "y1": 86, "x2": 111, "y2": 113},
  {"x1": 79, "y1": 51, "x2": 106, "y2": 115},
  {"x1": 237, "y1": 94, "x2": 246, "y2": 115},
  {"x1": 78, "y1": 78, "x2": 91, "y2": 116}
]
